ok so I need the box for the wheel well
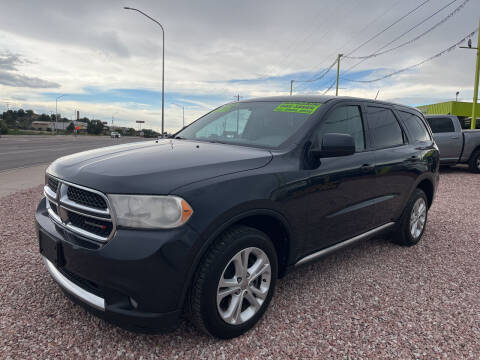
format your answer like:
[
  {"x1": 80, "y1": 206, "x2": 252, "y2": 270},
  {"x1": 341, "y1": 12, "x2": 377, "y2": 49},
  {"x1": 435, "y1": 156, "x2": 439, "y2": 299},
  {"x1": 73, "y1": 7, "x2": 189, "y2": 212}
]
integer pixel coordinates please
[
  {"x1": 468, "y1": 146, "x2": 480, "y2": 162},
  {"x1": 417, "y1": 179, "x2": 434, "y2": 207},
  {"x1": 236, "y1": 215, "x2": 290, "y2": 277}
]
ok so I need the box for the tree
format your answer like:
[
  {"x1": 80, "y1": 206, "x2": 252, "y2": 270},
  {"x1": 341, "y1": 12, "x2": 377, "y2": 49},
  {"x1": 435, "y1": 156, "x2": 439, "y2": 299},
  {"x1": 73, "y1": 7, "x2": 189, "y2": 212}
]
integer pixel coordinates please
[
  {"x1": 125, "y1": 128, "x2": 136, "y2": 136},
  {"x1": 0, "y1": 121, "x2": 8, "y2": 134},
  {"x1": 87, "y1": 120, "x2": 104, "y2": 135}
]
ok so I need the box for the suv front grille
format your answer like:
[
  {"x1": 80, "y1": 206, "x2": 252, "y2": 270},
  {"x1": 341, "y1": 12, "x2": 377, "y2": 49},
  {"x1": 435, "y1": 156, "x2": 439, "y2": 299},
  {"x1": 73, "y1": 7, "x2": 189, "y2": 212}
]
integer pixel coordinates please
[
  {"x1": 48, "y1": 177, "x2": 59, "y2": 192},
  {"x1": 44, "y1": 176, "x2": 115, "y2": 243},
  {"x1": 67, "y1": 186, "x2": 107, "y2": 210},
  {"x1": 68, "y1": 211, "x2": 113, "y2": 237}
]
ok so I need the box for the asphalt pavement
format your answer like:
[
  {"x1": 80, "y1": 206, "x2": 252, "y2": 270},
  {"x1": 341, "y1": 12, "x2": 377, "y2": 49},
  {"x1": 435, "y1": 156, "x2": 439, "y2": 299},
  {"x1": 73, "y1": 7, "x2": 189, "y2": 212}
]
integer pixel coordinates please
[
  {"x1": 0, "y1": 135, "x2": 148, "y2": 172},
  {"x1": 0, "y1": 135, "x2": 150, "y2": 197}
]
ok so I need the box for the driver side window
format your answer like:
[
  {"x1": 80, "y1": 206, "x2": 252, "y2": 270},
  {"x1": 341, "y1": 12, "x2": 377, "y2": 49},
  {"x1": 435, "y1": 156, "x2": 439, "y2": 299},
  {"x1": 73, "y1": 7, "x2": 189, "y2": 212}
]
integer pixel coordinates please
[{"x1": 318, "y1": 105, "x2": 365, "y2": 152}]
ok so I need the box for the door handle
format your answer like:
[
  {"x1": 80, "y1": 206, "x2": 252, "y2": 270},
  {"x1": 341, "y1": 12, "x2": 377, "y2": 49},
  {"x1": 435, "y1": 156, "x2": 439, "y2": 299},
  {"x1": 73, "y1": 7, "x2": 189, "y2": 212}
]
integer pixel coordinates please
[
  {"x1": 451, "y1": 136, "x2": 460, "y2": 139},
  {"x1": 360, "y1": 164, "x2": 374, "y2": 172}
]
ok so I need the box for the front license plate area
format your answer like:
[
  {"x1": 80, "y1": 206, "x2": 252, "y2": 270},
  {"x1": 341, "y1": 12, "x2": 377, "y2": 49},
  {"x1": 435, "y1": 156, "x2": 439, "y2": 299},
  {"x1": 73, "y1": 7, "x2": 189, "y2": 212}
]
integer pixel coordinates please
[{"x1": 39, "y1": 231, "x2": 64, "y2": 267}]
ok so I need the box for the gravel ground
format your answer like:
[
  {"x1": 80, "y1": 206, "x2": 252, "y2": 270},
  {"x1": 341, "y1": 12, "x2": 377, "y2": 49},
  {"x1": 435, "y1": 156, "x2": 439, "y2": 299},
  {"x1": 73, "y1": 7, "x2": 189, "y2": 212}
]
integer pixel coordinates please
[{"x1": 1, "y1": 168, "x2": 479, "y2": 359}]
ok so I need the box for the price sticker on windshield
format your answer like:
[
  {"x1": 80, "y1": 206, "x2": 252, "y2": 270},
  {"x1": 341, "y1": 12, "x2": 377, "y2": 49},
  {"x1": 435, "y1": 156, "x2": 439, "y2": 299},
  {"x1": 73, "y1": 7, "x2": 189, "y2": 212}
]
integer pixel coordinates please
[
  {"x1": 214, "y1": 104, "x2": 235, "y2": 113},
  {"x1": 274, "y1": 102, "x2": 322, "y2": 115}
]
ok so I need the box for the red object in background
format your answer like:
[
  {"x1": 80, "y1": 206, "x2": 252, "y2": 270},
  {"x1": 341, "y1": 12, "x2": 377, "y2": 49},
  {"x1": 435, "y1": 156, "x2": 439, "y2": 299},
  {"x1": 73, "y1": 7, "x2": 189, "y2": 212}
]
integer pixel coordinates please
[{"x1": 75, "y1": 126, "x2": 79, "y2": 131}]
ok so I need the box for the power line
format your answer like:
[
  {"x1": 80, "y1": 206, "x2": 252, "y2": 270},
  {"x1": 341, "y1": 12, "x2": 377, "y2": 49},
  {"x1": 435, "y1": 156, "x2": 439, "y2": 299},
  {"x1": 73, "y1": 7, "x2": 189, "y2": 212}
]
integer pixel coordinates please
[
  {"x1": 342, "y1": 28, "x2": 478, "y2": 83},
  {"x1": 294, "y1": 0, "x2": 432, "y2": 92},
  {"x1": 294, "y1": 57, "x2": 338, "y2": 84},
  {"x1": 345, "y1": 0, "x2": 432, "y2": 57},
  {"x1": 322, "y1": 80, "x2": 336, "y2": 95},
  {"x1": 293, "y1": 0, "x2": 402, "y2": 92},
  {"x1": 345, "y1": 0, "x2": 469, "y2": 60},
  {"x1": 272, "y1": 0, "x2": 353, "y2": 73}
]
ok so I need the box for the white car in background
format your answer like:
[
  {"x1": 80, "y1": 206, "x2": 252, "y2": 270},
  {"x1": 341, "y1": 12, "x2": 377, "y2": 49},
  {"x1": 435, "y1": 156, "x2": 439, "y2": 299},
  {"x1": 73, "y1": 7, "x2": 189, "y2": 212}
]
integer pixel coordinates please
[{"x1": 110, "y1": 131, "x2": 121, "y2": 139}]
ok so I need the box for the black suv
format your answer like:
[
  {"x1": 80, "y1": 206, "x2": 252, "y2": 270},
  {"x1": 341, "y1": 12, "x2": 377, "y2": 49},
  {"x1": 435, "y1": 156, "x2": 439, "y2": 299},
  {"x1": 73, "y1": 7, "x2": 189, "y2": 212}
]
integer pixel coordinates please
[{"x1": 36, "y1": 96, "x2": 439, "y2": 338}]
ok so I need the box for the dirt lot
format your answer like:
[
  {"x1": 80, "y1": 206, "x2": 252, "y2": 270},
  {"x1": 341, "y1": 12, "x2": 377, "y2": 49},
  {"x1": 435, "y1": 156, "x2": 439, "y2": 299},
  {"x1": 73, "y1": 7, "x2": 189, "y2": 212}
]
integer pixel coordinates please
[{"x1": 0, "y1": 168, "x2": 479, "y2": 359}]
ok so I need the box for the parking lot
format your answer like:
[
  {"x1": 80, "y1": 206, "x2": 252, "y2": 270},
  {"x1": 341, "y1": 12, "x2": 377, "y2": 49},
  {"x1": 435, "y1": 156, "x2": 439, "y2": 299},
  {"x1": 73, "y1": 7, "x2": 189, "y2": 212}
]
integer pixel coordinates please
[{"x1": 0, "y1": 167, "x2": 478, "y2": 359}]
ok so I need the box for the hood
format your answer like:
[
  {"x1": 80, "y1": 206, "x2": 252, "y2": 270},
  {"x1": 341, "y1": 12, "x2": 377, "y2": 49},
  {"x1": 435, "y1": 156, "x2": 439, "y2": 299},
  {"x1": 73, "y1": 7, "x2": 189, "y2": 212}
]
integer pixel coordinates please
[{"x1": 47, "y1": 139, "x2": 273, "y2": 194}]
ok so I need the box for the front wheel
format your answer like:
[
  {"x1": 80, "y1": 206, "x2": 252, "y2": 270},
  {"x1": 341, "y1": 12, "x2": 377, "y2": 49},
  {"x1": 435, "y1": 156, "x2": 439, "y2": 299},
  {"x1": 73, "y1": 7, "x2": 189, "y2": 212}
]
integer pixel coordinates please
[
  {"x1": 188, "y1": 225, "x2": 278, "y2": 338},
  {"x1": 392, "y1": 188, "x2": 429, "y2": 246},
  {"x1": 468, "y1": 149, "x2": 480, "y2": 173}
]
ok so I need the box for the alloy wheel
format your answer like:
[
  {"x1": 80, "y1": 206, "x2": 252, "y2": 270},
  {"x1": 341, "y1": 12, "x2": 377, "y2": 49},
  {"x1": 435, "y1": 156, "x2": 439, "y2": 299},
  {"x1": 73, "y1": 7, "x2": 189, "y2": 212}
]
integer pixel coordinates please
[
  {"x1": 216, "y1": 247, "x2": 271, "y2": 325},
  {"x1": 409, "y1": 197, "x2": 427, "y2": 239}
]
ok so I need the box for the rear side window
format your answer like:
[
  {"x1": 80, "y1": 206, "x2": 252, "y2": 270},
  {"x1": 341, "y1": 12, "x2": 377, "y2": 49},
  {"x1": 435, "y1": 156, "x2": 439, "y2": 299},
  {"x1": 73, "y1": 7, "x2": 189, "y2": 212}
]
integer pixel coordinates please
[
  {"x1": 398, "y1": 111, "x2": 431, "y2": 142},
  {"x1": 367, "y1": 106, "x2": 405, "y2": 149},
  {"x1": 320, "y1": 105, "x2": 365, "y2": 151},
  {"x1": 426, "y1": 117, "x2": 455, "y2": 133}
]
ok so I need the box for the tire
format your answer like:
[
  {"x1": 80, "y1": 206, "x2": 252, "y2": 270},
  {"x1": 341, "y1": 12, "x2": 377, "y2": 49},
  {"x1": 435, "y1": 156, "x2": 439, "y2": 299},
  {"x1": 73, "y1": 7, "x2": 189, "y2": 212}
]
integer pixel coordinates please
[
  {"x1": 392, "y1": 189, "x2": 429, "y2": 246},
  {"x1": 187, "y1": 225, "x2": 278, "y2": 339},
  {"x1": 468, "y1": 149, "x2": 480, "y2": 173}
]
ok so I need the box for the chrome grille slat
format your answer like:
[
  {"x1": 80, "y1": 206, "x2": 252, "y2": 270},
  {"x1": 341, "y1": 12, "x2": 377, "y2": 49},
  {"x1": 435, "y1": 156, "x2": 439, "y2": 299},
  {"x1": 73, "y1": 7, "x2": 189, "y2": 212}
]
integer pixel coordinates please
[{"x1": 44, "y1": 176, "x2": 116, "y2": 243}]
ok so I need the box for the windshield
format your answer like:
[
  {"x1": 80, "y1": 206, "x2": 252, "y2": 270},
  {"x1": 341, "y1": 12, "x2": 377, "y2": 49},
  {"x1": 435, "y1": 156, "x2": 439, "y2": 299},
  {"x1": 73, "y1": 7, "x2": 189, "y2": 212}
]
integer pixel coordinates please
[{"x1": 175, "y1": 101, "x2": 322, "y2": 148}]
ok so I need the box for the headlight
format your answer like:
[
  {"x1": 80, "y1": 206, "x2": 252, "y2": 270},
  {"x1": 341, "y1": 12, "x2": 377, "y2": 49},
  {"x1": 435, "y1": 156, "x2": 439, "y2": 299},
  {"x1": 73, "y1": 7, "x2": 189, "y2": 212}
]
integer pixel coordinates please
[{"x1": 108, "y1": 195, "x2": 193, "y2": 229}]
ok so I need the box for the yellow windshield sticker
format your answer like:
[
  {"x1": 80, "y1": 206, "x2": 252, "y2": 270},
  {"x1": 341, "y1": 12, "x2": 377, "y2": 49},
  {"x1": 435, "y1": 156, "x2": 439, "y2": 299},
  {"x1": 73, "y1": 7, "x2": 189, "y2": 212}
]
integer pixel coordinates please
[
  {"x1": 274, "y1": 102, "x2": 321, "y2": 114},
  {"x1": 214, "y1": 104, "x2": 234, "y2": 113}
]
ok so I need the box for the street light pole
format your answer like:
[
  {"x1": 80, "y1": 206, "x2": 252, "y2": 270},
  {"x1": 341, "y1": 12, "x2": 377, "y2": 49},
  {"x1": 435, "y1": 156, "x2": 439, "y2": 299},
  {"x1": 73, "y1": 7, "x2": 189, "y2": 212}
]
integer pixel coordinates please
[
  {"x1": 55, "y1": 94, "x2": 66, "y2": 135},
  {"x1": 124, "y1": 7, "x2": 165, "y2": 137}
]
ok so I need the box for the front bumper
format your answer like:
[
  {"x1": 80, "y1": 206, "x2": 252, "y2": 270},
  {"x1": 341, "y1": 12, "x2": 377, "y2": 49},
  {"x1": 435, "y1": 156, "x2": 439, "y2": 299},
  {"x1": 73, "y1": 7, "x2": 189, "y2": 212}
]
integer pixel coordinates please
[{"x1": 36, "y1": 197, "x2": 200, "y2": 332}]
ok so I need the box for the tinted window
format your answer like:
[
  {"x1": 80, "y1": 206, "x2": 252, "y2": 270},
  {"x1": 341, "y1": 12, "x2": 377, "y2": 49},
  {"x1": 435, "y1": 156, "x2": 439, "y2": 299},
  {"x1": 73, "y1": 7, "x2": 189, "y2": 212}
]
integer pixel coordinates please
[
  {"x1": 398, "y1": 111, "x2": 431, "y2": 142},
  {"x1": 177, "y1": 101, "x2": 321, "y2": 148},
  {"x1": 320, "y1": 105, "x2": 365, "y2": 151},
  {"x1": 426, "y1": 117, "x2": 455, "y2": 133},
  {"x1": 367, "y1": 106, "x2": 404, "y2": 148}
]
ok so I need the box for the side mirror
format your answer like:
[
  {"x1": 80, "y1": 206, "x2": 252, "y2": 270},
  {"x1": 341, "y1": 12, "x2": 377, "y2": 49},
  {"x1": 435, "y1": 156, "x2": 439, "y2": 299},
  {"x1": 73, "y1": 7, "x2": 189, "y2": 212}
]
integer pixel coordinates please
[{"x1": 310, "y1": 133, "x2": 356, "y2": 158}]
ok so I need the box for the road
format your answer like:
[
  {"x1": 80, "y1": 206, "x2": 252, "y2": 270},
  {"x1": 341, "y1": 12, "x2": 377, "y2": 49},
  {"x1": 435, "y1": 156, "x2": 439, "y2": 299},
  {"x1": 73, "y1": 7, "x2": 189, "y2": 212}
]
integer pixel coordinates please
[
  {"x1": 0, "y1": 135, "x2": 151, "y2": 197},
  {"x1": 0, "y1": 135, "x2": 149, "y2": 171}
]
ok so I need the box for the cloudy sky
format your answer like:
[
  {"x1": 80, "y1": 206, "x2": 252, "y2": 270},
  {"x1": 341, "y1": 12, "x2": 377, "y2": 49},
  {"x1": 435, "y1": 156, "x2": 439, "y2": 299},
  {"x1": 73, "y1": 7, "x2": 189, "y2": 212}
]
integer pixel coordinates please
[{"x1": 0, "y1": 0, "x2": 479, "y2": 132}]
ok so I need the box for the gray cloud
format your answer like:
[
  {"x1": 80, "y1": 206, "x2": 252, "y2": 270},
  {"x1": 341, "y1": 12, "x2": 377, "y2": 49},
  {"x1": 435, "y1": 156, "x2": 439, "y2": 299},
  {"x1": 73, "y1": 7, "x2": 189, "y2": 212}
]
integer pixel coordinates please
[
  {"x1": 0, "y1": 71, "x2": 60, "y2": 88},
  {"x1": 0, "y1": 53, "x2": 21, "y2": 71},
  {"x1": 0, "y1": 52, "x2": 59, "y2": 88}
]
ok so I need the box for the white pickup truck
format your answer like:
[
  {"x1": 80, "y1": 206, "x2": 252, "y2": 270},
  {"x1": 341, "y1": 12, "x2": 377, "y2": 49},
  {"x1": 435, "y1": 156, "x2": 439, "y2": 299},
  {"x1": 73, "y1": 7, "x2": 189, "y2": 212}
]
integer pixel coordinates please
[{"x1": 425, "y1": 115, "x2": 480, "y2": 173}]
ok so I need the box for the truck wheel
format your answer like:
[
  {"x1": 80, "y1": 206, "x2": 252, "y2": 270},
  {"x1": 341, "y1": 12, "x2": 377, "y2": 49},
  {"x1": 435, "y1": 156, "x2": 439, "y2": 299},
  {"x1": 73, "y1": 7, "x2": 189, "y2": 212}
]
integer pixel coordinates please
[
  {"x1": 392, "y1": 189, "x2": 428, "y2": 246},
  {"x1": 468, "y1": 149, "x2": 480, "y2": 173},
  {"x1": 188, "y1": 225, "x2": 278, "y2": 339}
]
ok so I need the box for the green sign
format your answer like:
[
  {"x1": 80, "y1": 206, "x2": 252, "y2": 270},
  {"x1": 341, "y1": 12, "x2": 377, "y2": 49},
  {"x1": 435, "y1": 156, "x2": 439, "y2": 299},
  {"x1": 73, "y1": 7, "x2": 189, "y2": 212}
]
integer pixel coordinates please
[
  {"x1": 274, "y1": 102, "x2": 322, "y2": 115},
  {"x1": 214, "y1": 104, "x2": 235, "y2": 113}
]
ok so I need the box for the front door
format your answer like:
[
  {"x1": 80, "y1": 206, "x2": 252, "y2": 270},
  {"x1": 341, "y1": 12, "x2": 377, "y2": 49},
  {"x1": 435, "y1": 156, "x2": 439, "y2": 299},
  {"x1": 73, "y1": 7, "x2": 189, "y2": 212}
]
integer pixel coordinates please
[{"x1": 304, "y1": 103, "x2": 377, "y2": 254}]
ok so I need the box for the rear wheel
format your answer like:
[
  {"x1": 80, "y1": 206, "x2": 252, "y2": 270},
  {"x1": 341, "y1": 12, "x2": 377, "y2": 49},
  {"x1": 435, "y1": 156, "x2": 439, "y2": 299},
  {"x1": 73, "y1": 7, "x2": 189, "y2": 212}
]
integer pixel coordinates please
[
  {"x1": 393, "y1": 189, "x2": 428, "y2": 246},
  {"x1": 188, "y1": 225, "x2": 277, "y2": 338},
  {"x1": 468, "y1": 149, "x2": 480, "y2": 173}
]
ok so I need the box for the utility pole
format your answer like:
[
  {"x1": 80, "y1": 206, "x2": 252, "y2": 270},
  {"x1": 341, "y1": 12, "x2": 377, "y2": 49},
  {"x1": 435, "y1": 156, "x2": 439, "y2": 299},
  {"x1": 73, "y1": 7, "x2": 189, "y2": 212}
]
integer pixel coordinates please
[
  {"x1": 472, "y1": 19, "x2": 480, "y2": 129},
  {"x1": 460, "y1": 19, "x2": 480, "y2": 129},
  {"x1": 335, "y1": 54, "x2": 343, "y2": 96},
  {"x1": 290, "y1": 80, "x2": 294, "y2": 96}
]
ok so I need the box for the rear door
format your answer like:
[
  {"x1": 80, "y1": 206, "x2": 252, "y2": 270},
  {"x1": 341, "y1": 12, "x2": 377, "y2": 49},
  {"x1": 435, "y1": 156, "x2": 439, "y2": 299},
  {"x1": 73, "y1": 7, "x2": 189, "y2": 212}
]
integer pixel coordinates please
[
  {"x1": 365, "y1": 105, "x2": 417, "y2": 227},
  {"x1": 426, "y1": 117, "x2": 462, "y2": 163}
]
